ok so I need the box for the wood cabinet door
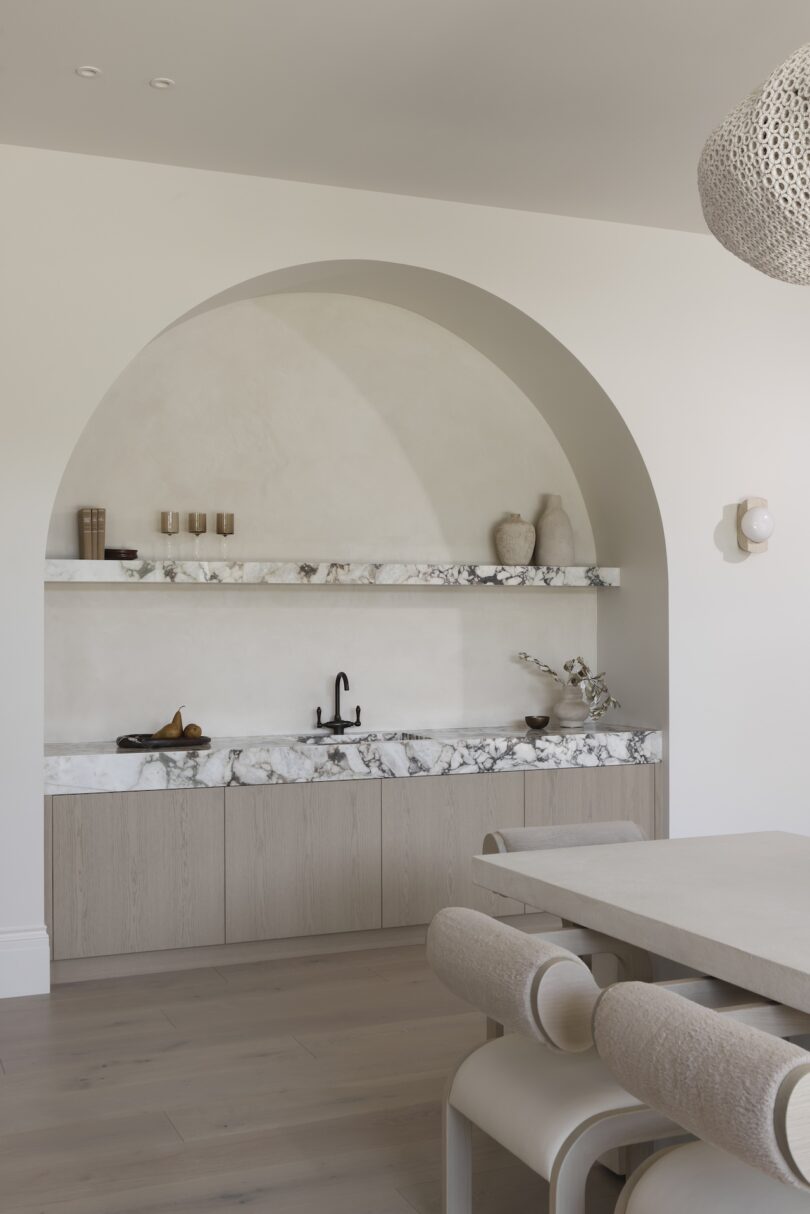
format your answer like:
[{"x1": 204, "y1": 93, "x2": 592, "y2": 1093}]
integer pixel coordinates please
[
  {"x1": 52, "y1": 789, "x2": 225, "y2": 960},
  {"x1": 381, "y1": 773, "x2": 524, "y2": 927},
  {"x1": 524, "y1": 765, "x2": 656, "y2": 839},
  {"x1": 225, "y1": 780, "x2": 382, "y2": 943}
]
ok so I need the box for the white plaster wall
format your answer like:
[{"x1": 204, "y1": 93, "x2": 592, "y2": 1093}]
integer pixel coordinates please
[
  {"x1": 45, "y1": 293, "x2": 595, "y2": 740},
  {"x1": 3, "y1": 142, "x2": 810, "y2": 993}
]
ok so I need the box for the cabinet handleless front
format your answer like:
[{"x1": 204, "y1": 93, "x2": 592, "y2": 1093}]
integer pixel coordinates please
[
  {"x1": 524, "y1": 764, "x2": 655, "y2": 838},
  {"x1": 225, "y1": 781, "x2": 382, "y2": 943},
  {"x1": 52, "y1": 789, "x2": 225, "y2": 960},
  {"x1": 381, "y1": 772, "x2": 524, "y2": 926}
]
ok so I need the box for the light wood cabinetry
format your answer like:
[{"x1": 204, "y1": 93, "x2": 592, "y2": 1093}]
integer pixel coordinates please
[
  {"x1": 47, "y1": 765, "x2": 659, "y2": 974},
  {"x1": 525, "y1": 765, "x2": 655, "y2": 839},
  {"x1": 225, "y1": 780, "x2": 382, "y2": 942},
  {"x1": 381, "y1": 773, "x2": 524, "y2": 927},
  {"x1": 52, "y1": 789, "x2": 225, "y2": 960}
]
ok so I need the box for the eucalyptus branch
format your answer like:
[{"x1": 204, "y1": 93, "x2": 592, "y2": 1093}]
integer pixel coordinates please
[
  {"x1": 517, "y1": 652, "x2": 562, "y2": 683},
  {"x1": 518, "y1": 650, "x2": 621, "y2": 720}
]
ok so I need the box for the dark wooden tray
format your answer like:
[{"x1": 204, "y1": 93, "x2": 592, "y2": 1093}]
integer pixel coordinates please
[{"x1": 116, "y1": 733, "x2": 211, "y2": 751}]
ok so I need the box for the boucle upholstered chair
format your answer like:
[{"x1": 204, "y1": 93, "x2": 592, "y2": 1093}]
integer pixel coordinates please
[
  {"x1": 427, "y1": 908, "x2": 678, "y2": 1214},
  {"x1": 429, "y1": 909, "x2": 810, "y2": 1214},
  {"x1": 618, "y1": 1143, "x2": 810, "y2": 1213},
  {"x1": 482, "y1": 819, "x2": 645, "y2": 856},
  {"x1": 597, "y1": 983, "x2": 810, "y2": 1212}
]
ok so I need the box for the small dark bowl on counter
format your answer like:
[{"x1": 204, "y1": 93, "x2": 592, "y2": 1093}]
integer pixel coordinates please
[{"x1": 525, "y1": 715, "x2": 550, "y2": 732}]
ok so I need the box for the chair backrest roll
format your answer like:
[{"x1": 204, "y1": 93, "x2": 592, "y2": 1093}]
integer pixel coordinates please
[
  {"x1": 482, "y1": 820, "x2": 645, "y2": 855},
  {"x1": 593, "y1": 981, "x2": 810, "y2": 1189},
  {"x1": 427, "y1": 906, "x2": 598, "y2": 1052}
]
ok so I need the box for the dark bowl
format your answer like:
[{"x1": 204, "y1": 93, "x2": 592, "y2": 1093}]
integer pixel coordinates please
[{"x1": 525, "y1": 715, "x2": 550, "y2": 731}]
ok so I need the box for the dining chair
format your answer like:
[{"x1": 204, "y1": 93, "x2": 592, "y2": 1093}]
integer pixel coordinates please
[
  {"x1": 592, "y1": 981, "x2": 810, "y2": 1213},
  {"x1": 481, "y1": 819, "x2": 652, "y2": 1039},
  {"x1": 618, "y1": 1143, "x2": 810, "y2": 1213},
  {"x1": 428, "y1": 907, "x2": 680, "y2": 1214},
  {"x1": 482, "y1": 818, "x2": 645, "y2": 856}
]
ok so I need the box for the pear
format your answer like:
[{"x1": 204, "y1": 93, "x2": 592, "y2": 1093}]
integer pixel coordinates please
[
  {"x1": 152, "y1": 706, "x2": 184, "y2": 740},
  {"x1": 183, "y1": 723, "x2": 203, "y2": 739}
]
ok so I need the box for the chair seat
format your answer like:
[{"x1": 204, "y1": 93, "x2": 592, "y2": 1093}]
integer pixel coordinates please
[
  {"x1": 449, "y1": 1032, "x2": 643, "y2": 1179},
  {"x1": 622, "y1": 1142, "x2": 810, "y2": 1213}
]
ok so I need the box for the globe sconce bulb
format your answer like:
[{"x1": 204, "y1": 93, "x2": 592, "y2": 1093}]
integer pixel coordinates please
[{"x1": 737, "y1": 497, "x2": 773, "y2": 553}]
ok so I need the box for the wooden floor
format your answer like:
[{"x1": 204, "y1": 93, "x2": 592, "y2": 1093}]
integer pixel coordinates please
[{"x1": 0, "y1": 944, "x2": 622, "y2": 1212}]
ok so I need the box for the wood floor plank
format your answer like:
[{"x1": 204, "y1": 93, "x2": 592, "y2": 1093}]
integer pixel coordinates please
[
  {"x1": 0, "y1": 1151, "x2": 427, "y2": 1213},
  {"x1": 295, "y1": 1011, "x2": 484, "y2": 1077},
  {"x1": 213, "y1": 953, "x2": 383, "y2": 993},
  {"x1": 0, "y1": 1035, "x2": 315, "y2": 1136},
  {"x1": 159, "y1": 972, "x2": 468, "y2": 1037},
  {"x1": 0, "y1": 944, "x2": 550, "y2": 1213},
  {"x1": 166, "y1": 1069, "x2": 446, "y2": 1142}
]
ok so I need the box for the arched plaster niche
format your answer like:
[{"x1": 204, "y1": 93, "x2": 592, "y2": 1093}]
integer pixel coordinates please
[{"x1": 175, "y1": 261, "x2": 669, "y2": 745}]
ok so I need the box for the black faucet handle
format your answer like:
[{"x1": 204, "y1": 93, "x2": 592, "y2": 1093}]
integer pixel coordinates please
[
  {"x1": 354, "y1": 705, "x2": 361, "y2": 726},
  {"x1": 316, "y1": 706, "x2": 322, "y2": 728}
]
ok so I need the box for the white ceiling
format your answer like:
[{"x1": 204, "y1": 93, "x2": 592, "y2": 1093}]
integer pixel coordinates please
[{"x1": 1, "y1": 0, "x2": 809, "y2": 232}]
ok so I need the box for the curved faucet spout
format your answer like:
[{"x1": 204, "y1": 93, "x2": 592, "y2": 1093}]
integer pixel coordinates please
[
  {"x1": 335, "y1": 671, "x2": 349, "y2": 718},
  {"x1": 316, "y1": 671, "x2": 360, "y2": 735}
]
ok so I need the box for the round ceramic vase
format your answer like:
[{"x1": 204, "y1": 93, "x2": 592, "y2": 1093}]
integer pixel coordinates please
[
  {"x1": 537, "y1": 495, "x2": 574, "y2": 565},
  {"x1": 555, "y1": 682, "x2": 591, "y2": 727},
  {"x1": 495, "y1": 513, "x2": 535, "y2": 564}
]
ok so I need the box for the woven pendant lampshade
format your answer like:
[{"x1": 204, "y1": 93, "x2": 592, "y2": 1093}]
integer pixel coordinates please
[{"x1": 698, "y1": 43, "x2": 810, "y2": 284}]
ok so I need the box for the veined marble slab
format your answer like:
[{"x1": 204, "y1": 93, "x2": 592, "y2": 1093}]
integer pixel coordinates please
[
  {"x1": 45, "y1": 559, "x2": 620, "y2": 588},
  {"x1": 45, "y1": 725, "x2": 661, "y2": 795}
]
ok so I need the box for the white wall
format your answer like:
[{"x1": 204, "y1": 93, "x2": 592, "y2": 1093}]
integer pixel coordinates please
[
  {"x1": 3, "y1": 141, "x2": 810, "y2": 994},
  {"x1": 45, "y1": 292, "x2": 595, "y2": 740}
]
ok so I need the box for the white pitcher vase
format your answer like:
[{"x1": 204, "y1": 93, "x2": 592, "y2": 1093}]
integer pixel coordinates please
[{"x1": 554, "y1": 682, "x2": 591, "y2": 727}]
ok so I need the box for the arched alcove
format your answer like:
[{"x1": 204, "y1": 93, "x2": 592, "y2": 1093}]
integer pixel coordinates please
[
  {"x1": 174, "y1": 261, "x2": 668, "y2": 729},
  {"x1": 47, "y1": 259, "x2": 667, "y2": 792}
]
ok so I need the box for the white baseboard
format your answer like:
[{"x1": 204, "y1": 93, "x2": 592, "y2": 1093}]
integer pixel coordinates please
[{"x1": 0, "y1": 925, "x2": 50, "y2": 997}]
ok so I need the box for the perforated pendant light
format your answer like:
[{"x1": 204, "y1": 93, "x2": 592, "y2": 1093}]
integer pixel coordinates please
[{"x1": 698, "y1": 43, "x2": 810, "y2": 284}]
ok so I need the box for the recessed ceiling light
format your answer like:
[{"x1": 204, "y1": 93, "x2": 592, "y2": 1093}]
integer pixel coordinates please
[
  {"x1": 75, "y1": 65, "x2": 101, "y2": 78},
  {"x1": 148, "y1": 77, "x2": 175, "y2": 89}
]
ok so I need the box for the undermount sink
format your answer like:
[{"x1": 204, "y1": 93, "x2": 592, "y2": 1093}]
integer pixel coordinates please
[{"x1": 294, "y1": 731, "x2": 432, "y2": 744}]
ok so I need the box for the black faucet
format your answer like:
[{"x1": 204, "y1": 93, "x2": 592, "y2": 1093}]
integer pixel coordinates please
[{"x1": 316, "y1": 672, "x2": 362, "y2": 735}]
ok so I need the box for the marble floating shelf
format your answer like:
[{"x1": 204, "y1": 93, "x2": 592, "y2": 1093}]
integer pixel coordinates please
[{"x1": 45, "y1": 559, "x2": 620, "y2": 588}]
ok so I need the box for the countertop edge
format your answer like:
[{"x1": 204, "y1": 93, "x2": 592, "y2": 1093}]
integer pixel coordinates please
[{"x1": 44, "y1": 727, "x2": 663, "y2": 796}]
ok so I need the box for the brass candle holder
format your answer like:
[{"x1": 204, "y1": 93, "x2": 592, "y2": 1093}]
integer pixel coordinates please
[
  {"x1": 187, "y1": 512, "x2": 207, "y2": 537},
  {"x1": 216, "y1": 512, "x2": 235, "y2": 537}
]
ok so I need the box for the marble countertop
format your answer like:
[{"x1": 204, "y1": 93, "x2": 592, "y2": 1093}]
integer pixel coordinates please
[{"x1": 45, "y1": 724, "x2": 662, "y2": 796}]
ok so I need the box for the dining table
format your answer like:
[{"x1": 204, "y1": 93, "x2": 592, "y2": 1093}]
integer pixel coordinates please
[{"x1": 473, "y1": 830, "x2": 810, "y2": 1016}]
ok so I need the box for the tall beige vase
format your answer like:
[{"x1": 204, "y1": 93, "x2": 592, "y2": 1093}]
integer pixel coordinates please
[{"x1": 537, "y1": 495, "x2": 574, "y2": 565}]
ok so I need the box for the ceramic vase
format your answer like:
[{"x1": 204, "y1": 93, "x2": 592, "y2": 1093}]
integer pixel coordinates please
[
  {"x1": 494, "y1": 513, "x2": 536, "y2": 564},
  {"x1": 537, "y1": 495, "x2": 574, "y2": 565},
  {"x1": 554, "y1": 682, "x2": 591, "y2": 727}
]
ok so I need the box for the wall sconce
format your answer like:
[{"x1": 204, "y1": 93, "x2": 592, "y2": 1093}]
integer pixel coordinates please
[{"x1": 737, "y1": 497, "x2": 774, "y2": 553}]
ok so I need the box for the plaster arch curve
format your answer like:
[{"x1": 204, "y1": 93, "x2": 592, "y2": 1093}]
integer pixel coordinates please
[
  {"x1": 158, "y1": 258, "x2": 669, "y2": 747},
  {"x1": 50, "y1": 257, "x2": 668, "y2": 745}
]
